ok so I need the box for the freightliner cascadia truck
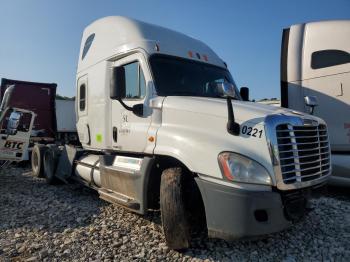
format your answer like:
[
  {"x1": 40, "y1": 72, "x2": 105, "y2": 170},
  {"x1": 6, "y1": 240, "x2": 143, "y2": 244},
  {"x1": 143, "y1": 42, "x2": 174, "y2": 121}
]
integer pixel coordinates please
[
  {"x1": 281, "y1": 20, "x2": 350, "y2": 186},
  {"x1": 17, "y1": 17, "x2": 331, "y2": 249}
]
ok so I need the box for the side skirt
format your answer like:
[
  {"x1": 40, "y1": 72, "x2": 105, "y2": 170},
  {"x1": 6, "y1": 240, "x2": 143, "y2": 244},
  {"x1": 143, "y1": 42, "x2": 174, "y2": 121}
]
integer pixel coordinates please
[{"x1": 98, "y1": 155, "x2": 155, "y2": 214}]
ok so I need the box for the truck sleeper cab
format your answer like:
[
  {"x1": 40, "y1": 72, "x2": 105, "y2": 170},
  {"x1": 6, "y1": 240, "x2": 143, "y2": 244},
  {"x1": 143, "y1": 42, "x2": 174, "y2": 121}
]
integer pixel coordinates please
[
  {"x1": 34, "y1": 17, "x2": 330, "y2": 250},
  {"x1": 281, "y1": 20, "x2": 350, "y2": 186}
]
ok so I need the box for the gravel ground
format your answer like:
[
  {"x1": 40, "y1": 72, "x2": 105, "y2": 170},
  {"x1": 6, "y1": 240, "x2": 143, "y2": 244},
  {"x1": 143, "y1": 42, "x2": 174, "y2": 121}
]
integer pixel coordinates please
[{"x1": 0, "y1": 165, "x2": 349, "y2": 262}]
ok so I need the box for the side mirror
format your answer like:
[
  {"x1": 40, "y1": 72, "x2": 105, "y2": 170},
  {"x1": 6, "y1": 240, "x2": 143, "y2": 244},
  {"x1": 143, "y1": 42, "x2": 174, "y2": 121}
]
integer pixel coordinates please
[
  {"x1": 6, "y1": 111, "x2": 21, "y2": 135},
  {"x1": 216, "y1": 82, "x2": 237, "y2": 98},
  {"x1": 214, "y1": 82, "x2": 240, "y2": 135},
  {"x1": 132, "y1": 104, "x2": 143, "y2": 117},
  {"x1": 110, "y1": 66, "x2": 144, "y2": 117},
  {"x1": 304, "y1": 96, "x2": 318, "y2": 115},
  {"x1": 110, "y1": 66, "x2": 126, "y2": 99},
  {"x1": 240, "y1": 87, "x2": 249, "y2": 101}
]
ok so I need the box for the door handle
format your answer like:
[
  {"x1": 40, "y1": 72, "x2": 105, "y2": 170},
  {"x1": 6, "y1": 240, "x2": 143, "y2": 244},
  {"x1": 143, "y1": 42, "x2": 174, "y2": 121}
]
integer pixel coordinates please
[
  {"x1": 113, "y1": 127, "x2": 118, "y2": 142},
  {"x1": 337, "y1": 83, "x2": 344, "y2": 97}
]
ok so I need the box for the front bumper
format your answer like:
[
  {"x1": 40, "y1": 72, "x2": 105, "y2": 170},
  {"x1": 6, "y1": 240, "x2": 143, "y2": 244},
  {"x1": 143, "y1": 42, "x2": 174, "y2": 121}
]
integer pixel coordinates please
[{"x1": 195, "y1": 178, "x2": 292, "y2": 240}]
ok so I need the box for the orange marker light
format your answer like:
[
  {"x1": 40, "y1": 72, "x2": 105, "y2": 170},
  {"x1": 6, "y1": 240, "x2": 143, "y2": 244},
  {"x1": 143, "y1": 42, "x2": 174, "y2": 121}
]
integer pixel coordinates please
[
  {"x1": 218, "y1": 154, "x2": 234, "y2": 181},
  {"x1": 188, "y1": 51, "x2": 193, "y2": 58},
  {"x1": 148, "y1": 136, "x2": 155, "y2": 142},
  {"x1": 203, "y1": 54, "x2": 208, "y2": 61}
]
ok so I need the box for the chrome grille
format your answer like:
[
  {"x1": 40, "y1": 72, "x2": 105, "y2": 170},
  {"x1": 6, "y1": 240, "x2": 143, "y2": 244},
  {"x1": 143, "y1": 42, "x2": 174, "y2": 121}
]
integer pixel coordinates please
[{"x1": 276, "y1": 123, "x2": 330, "y2": 184}]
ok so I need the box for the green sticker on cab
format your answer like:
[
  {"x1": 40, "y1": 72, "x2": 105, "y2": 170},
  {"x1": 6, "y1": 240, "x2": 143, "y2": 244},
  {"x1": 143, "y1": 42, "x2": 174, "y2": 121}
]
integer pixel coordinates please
[{"x1": 96, "y1": 134, "x2": 102, "y2": 143}]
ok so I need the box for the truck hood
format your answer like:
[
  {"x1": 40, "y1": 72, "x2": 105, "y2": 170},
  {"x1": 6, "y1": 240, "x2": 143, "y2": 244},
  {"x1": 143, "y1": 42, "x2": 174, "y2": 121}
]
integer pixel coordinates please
[{"x1": 162, "y1": 96, "x2": 299, "y2": 124}]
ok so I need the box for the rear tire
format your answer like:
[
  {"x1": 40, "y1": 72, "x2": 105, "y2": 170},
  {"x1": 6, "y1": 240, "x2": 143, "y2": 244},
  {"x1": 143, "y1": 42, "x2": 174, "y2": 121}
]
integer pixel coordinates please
[
  {"x1": 160, "y1": 167, "x2": 190, "y2": 250},
  {"x1": 43, "y1": 145, "x2": 60, "y2": 184},
  {"x1": 31, "y1": 144, "x2": 48, "y2": 178}
]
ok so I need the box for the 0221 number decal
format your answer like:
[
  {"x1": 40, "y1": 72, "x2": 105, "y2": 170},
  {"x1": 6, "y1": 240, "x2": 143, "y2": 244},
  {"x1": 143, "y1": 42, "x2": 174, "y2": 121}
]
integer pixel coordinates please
[{"x1": 241, "y1": 125, "x2": 263, "y2": 138}]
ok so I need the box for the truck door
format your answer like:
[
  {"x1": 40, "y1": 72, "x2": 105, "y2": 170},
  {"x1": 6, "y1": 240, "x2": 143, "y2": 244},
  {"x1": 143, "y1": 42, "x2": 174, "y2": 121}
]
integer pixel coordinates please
[
  {"x1": 110, "y1": 53, "x2": 153, "y2": 153},
  {"x1": 0, "y1": 108, "x2": 36, "y2": 162}
]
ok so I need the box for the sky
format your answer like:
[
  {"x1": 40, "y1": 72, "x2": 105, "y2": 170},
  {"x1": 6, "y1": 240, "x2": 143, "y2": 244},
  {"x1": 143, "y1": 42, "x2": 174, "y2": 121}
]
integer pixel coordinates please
[{"x1": 1, "y1": 0, "x2": 349, "y2": 100}]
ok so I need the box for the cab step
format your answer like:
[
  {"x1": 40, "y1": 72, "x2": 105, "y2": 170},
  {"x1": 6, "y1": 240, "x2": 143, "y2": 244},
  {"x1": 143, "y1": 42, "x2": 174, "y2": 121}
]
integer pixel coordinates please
[{"x1": 98, "y1": 188, "x2": 140, "y2": 210}]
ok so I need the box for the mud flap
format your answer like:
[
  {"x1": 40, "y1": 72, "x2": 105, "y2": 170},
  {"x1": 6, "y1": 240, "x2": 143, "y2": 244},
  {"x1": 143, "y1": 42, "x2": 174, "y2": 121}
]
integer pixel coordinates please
[{"x1": 55, "y1": 144, "x2": 84, "y2": 182}]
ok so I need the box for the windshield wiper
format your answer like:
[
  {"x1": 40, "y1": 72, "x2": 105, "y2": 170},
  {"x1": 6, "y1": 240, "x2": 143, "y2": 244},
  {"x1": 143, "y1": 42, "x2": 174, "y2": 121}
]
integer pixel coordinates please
[
  {"x1": 203, "y1": 94, "x2": 239, "y2": 100},
  {"x1": 168, "y1": 91, "x2": 199, "y2": 96},
  {"x1": 167, "y1": 92, "x2": 240, "y2": 100}
]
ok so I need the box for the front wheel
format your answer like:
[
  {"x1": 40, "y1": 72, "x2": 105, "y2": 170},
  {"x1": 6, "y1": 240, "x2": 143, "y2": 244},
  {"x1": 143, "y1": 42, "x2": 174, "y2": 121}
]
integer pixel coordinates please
[{"x1": 160, "y1": 167, "x2": 190, "y2": 250}]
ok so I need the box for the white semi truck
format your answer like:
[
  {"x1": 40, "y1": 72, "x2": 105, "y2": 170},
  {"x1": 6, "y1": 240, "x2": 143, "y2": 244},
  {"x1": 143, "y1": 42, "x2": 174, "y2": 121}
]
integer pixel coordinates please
[
  {"x1": 0, "y1": 85, "x2": 36, "y2": 166},
  {"x1": 280, "y1": 20, "x2": 350, "y2": 186},
  {"x1": 21, "y1": 17, "x2": 332, "y2": 249},
  {"x1": 0, "y1": 79, "x2": 78, "y2": 165}
]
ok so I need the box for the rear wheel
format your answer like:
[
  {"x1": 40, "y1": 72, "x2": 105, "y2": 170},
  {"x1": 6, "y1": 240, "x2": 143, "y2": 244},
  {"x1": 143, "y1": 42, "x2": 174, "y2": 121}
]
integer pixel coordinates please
[
  {"x1": 43, "y1": 145, "x2": 60, "y2": 184},
  {"x1": 160, "y1": 167, "x2": 190, "y2": 250},
  {"x1": 31, "y1": 144, "x2": 48, "y2": 178}
]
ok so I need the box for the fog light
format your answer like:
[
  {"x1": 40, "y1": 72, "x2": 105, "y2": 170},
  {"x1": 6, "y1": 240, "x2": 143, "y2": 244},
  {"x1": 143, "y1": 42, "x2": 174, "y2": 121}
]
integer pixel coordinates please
[{"x1": 254, "y1": 210, "x2": 268, "y2": 222}]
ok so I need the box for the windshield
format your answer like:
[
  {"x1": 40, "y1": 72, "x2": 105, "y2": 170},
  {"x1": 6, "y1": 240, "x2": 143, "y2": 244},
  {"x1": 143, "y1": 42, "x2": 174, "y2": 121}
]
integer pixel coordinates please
[{"x1": 150, "y1": 55, "x2": 241, "y2": 99}]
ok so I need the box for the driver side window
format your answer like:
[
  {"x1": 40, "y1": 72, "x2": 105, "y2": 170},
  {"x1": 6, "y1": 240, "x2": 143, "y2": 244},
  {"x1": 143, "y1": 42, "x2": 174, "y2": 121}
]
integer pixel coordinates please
[{"x1": 122, "y1": 62, "x2": 146, "y2": 99}]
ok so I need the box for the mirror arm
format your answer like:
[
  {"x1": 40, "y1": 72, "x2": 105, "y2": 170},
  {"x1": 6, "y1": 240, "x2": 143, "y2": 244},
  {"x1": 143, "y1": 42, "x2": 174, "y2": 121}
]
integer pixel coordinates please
[
  {"x1": 118, "y1": 98, "x2": 133, "y2": 111},
  {"x1": 117, "y1": 99, "x2": 143, "y2": 117},
  {"x1": 226, "y1": 97, "x2": 240, "y2": 136},
  {"x1": 309, "y1": 106, "x2": 315, "y2": 115}
]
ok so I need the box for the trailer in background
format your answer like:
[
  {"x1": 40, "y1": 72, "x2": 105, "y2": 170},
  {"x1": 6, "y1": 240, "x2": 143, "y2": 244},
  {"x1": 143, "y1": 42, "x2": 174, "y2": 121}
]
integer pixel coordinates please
[
  {"x1": 0, "y1": 78, "x2": 78, "y2": 162},
  {"x1": 55, "y1": 99, "x2": 78, "y2": 144},
  {"x1": 0, "y1": 78, "x2": 57, "y2": 142}
]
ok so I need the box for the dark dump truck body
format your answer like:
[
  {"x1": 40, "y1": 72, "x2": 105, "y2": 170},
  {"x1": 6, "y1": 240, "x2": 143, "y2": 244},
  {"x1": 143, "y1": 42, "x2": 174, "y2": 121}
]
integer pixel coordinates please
[{"x1": 0, "y1": 78, "x2": 57, "y2": 141}]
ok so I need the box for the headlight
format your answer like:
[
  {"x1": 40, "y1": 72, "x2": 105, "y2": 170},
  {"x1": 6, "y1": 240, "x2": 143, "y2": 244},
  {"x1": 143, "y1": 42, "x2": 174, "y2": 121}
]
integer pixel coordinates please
[{"x1": 218, "y1": 152, "x2": 272, "y2": 185}]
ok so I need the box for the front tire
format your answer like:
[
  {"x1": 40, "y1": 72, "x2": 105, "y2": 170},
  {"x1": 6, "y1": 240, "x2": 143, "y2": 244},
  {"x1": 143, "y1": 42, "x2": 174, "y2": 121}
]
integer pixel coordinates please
[{"x1": 160, "y1": 167, "x2": 190, "y2": 250}]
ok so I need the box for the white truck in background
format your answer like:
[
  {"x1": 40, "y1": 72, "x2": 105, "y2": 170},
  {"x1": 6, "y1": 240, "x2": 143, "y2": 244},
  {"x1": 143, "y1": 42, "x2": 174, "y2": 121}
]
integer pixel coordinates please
[
  {"x1": 7, "y1": 17, "x2": 331, "y2": 249},
  {"x1": 0, "y1": 85, "x2": 36, "y2": 166},
  {"x1": 280, "y1": 20, "x2": 350, "y2": 186}
]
